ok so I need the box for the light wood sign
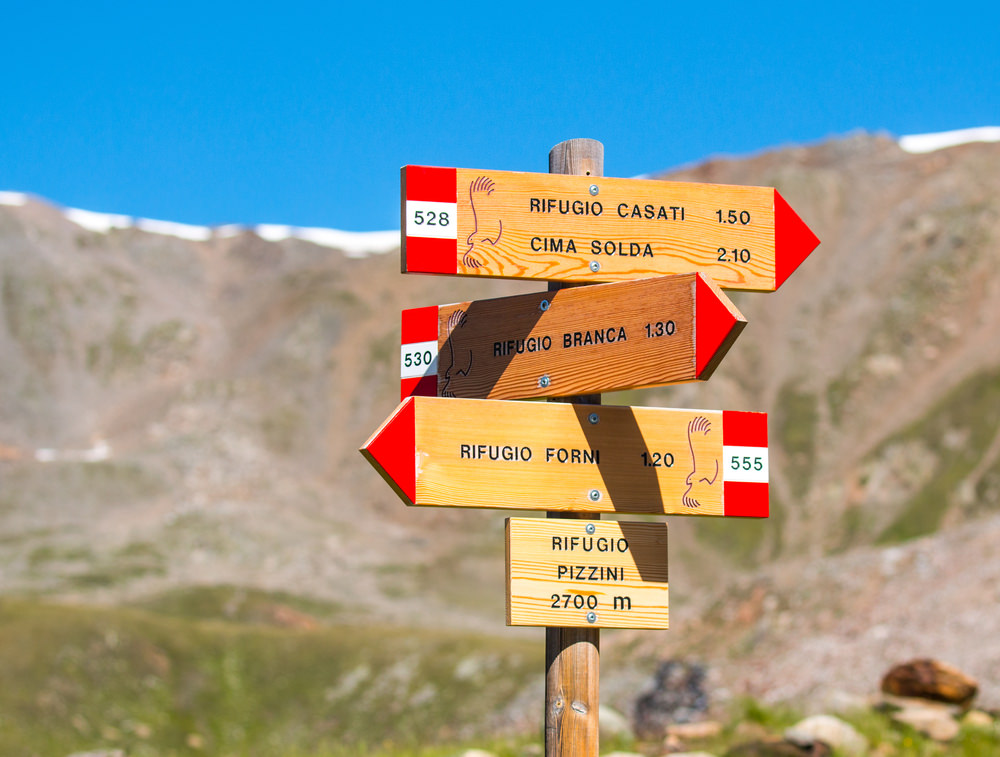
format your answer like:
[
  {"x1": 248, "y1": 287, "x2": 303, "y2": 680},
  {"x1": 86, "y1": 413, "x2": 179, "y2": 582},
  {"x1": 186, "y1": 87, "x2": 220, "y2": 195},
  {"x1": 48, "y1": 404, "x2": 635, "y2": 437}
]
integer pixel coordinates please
[
  {"x1": 360, "y1": 396, "x2": 768, "y2": 517},
  {"x1": 506, "y1": 518, "x2": 668, "y2": 629},
  {"x1": 401, "y1": 165, "x2": 819, "y2": 291},
  {"x1": 400, "y1": 273, "x2": 745, "y2": 401}
]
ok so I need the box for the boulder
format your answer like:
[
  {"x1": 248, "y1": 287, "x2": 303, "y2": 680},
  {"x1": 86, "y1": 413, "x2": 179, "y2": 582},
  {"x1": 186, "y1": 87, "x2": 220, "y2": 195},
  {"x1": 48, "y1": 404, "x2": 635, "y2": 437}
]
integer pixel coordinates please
[
  {"x1": 891, "y1": 704, "x2": 960, "y2": 741},
  {"x1": 667, "y1": 720, "x2": 724, "y2": 741},
  {"x1": 784, "y1": 715, "x2": 867, "y2": 756},
  {"x1": 880, "y1": 659, "x2": 978, "y2": 706},
  {"x1": 724, "y1": 739, "x2": 831, "y2": 757},
  {"x1": 633, "y1": 660, "x2": 709, "y2": 739}
]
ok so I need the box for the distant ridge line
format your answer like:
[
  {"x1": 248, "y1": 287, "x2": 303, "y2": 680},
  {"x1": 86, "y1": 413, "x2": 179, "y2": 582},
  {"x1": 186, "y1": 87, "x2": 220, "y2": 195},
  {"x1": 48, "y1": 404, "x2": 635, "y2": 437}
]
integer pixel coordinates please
[
  {"x1": 0, "y1": 193, "x2": 399, "y2": 258},
  {"x1": 3, "y1": 127, "x2": 998, "y2": 252}
]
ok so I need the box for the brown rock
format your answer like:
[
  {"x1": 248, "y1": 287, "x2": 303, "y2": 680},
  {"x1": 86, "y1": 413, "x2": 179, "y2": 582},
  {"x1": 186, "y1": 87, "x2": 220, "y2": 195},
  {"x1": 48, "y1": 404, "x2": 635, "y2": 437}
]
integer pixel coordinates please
[
  {"x1": 667, "y1": 720, "x2": 724, "y2": 741},
  {"x1": 880, "y1": 659, "x2": 978, "y2": 706},
  {"x1": 725, "y1": 739, "x2": 831, "y2": 757}
]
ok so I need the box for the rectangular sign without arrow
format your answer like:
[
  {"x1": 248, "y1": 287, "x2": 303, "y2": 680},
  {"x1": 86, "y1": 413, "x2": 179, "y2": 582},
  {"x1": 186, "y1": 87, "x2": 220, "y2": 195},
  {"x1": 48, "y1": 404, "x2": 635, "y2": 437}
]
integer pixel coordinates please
[
  {"x1": 400, "y1": 273, "x2": 745, "y2": 401},
  {"x1": 401, "y1": 165, "x2": 819, "y2": 291},
  {"x1": 506, "y1": 518, "x2": 668, "y2": 629},
  {"x1": 360, "y1": 397, "x2": 768, "y2": 516}
]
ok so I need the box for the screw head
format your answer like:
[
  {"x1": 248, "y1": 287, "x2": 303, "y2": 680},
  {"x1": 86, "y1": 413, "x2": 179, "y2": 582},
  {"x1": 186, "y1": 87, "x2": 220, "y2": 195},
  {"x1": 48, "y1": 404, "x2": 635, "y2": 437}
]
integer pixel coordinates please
[
  {"x1": 588, "y1": 489, "x2": 601, "y2": 502},
  {"x1": 588, "y1": 412, "x2": 599, "y2": 425},
  {"x1": 585, "y1": 523, "x2": 596, "y2": 535},
  {"x1": 589, "y1": 261, "x2": 600, "y2": 273},
  {"x1": 538, "y1": 375, "x2": 550, "y2": 388},
  {"x1": 539, "y1": 299, "x2": 550, "y2": 312},
  {"x1": 589, "y1": 184, "x2": 599, "y2": 196},
  {"x1": 586, "y1": 612, "x2": 597, "y2": 623}
]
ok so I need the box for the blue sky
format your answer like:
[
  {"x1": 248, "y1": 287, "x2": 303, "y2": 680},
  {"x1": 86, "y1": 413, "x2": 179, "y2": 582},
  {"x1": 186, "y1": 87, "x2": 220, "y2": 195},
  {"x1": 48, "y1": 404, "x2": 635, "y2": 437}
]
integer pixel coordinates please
[{"x1": 2, "y1": 2, "x2": 997, "y2": 231}]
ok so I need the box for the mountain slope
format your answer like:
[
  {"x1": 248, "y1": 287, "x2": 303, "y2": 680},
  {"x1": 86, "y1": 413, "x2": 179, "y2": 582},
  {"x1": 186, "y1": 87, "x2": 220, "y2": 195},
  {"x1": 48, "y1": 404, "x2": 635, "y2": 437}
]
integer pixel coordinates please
[{"x1": 1, "y1": 132, "x2": 999, "y2": 646}]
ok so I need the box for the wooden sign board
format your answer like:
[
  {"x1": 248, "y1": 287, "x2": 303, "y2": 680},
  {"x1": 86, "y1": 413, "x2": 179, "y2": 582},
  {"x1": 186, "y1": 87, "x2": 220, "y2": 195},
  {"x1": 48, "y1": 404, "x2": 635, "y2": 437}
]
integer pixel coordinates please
[
  {"x1": 400, "y1": 273, "x2": 745, "y2": 400},
  {"x1": 506, "y1": 518, "x2": 668, "y2": 629},
  {"x1": 401, "y1": 165, "x2": 819, "y2": 291},
  {"x1": 360, "y1": 396, "x2": 768, "y2": 516}
]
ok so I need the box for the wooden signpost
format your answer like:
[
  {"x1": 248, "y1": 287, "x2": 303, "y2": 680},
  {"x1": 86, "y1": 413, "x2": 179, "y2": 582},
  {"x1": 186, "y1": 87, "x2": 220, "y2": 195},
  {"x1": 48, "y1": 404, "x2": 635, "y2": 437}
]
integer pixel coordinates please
[
  {"x1": 506, "y1": 518, "x2": 668, "y2": 630},
  {"x1": 399, "y1": 272, "x2": 746, "y2": 400},
  {"x1": 401, "y1": 165, "x2": 819, "y2": 291},
  {"x1": 360, "y1": 396, "x2": 768, "y2": 517},
  {"x1": 361, "y1": 137, "x2": 817, "y2": 756}
]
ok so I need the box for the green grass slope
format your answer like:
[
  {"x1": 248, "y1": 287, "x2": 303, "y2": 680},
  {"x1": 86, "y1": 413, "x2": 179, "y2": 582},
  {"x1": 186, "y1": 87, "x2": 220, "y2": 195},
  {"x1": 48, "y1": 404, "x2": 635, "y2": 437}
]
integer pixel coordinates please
[{"x1": 0, "y1": 597, "x2": 540, "y2": 756}]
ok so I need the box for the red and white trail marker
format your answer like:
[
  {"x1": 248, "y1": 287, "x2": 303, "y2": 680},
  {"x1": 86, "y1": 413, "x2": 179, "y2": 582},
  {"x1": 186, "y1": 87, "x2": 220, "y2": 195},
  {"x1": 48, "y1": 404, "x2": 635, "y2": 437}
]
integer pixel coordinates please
[
  {"x1": 360, "y1": 396, "x2": 768, "y2": 517},
  {"x1": 400, "y1": 273, "x2": 745, "y2": 401},
  {"x1": 401, "y1": 165, "x2": 819, "y2": 292}
]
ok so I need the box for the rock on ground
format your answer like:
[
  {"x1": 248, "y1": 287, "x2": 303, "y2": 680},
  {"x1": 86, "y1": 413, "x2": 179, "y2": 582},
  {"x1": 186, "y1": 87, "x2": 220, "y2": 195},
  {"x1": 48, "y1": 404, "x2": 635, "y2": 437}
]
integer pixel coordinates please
[
  {"x1": 725, "y1": 739, "x2": 832, "y2": 756},
  {"x1": 890, "y1": 704, "x2": 961, "y2": 741},
  {"x1": 634, "y1": 660, "x2": 709, "y2": 739},
  {"x1": 881, "y1": 659, "x2": 978, "y2": 706},
  {"x1": 784, "y1": 714, "x2": 867, "y2": 756}
]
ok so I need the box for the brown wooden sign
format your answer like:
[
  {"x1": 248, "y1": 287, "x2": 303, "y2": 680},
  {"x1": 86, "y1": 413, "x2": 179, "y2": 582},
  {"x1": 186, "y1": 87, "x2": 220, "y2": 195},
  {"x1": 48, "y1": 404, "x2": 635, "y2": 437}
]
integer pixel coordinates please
[
  {"x1": 401, "y1": 165, "x2": 819, "y2": 291},
  {"x1": 506, "y1": 518, "x2": 668, "y2": 629},
  {"x1": 360, "y1": 396, "x2": 768, "y2": 516},
  {"x1": 399, "y1": 273, "x2": 745, "y2": 400}
]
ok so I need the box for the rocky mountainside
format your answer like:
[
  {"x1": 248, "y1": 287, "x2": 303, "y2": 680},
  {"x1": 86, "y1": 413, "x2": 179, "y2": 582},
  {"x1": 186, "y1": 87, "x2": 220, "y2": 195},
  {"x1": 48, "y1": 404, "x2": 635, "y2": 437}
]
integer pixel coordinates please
[{"x1": 1, "y1": 132, "x2": 999, "y2": 704}]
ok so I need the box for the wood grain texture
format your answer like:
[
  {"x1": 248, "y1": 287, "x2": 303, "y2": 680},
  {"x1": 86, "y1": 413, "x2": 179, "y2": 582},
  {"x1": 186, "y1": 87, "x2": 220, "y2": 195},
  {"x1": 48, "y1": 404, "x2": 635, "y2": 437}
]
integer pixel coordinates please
[
  {"x1": 409, "y1": 166, "x2": 779, "y2": 289},
  {"x1": 507, "y1": 518, "x2": 668, "y2": 629},
  {"x1": 545, "y1": 137, "x2": 602, "y2": 757},
  {"x1": 549, "y1": 138, "x2": 603, "y2": 177},
  {"x1": 545, "y1": 625, "x2": 599, "y2": 756},
  {"x1": 412, "y1": 397, "x2": 728, "y2": 515},
  {"x1": 433, "y1": 273, "x2": 744, "y2": 399}
]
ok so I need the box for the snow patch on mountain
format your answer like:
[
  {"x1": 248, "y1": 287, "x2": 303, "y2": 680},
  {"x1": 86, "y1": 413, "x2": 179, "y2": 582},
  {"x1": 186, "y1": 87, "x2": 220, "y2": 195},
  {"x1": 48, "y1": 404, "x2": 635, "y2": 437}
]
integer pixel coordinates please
[
  {"x1": 0, "y1": 195, "x2": 400, "y2": 256},
  {"x1": 64, "y1": 207, "x2": 132, "y2": 233},
  {"x1": 0, "y1": 192, "x2": 29, "y2": 206},
  {"x1": 255, "y1": 225, "x2": 399, "y2": 258},
  {"x1": 135, "y1": 217, "x2": 214, "y2": 242},
  {"x1": 899, "y1": 127, "x2": 1000, "y2": 154}
]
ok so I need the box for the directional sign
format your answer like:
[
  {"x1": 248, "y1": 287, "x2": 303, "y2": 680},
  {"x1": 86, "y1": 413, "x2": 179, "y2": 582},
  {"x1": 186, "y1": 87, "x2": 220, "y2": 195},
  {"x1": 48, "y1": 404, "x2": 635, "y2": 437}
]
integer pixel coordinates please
[
  {"x1": 401, "y1": 165, "x2": 819, "y2": 291},
  {"x1": 506, "y1": 518, "x2": 668, "y2": 629},
  {"x1": 400, "y1": 273, "x2": 745, "y2": 401},
  {"x1": 360, "y1": 397, "x2": 768, "y2": 516}
]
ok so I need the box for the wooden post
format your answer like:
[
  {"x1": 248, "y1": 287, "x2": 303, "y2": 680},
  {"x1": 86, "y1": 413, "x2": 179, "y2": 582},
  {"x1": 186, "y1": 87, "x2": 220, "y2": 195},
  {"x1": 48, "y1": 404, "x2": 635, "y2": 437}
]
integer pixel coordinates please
[{"x1": 545, "y1": 137, "x2": 603, "y2": 757}]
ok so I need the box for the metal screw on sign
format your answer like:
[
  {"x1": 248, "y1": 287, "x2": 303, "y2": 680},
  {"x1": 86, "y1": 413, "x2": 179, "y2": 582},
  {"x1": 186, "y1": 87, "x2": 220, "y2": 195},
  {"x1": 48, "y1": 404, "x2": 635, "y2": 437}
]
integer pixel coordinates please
[
  {"x1": 538, "y1": 375, "x2": 551, "y2": 389},
  {"x1": 589, "y1": 261, "x2": 601, "y2": 273},
  {"x1": 588, "y1": 489, "x2": 601, "y2": 502},
  {"x1": 588, "y1": 413, "x2": 599, "y2": 425},
  {"x1": 586, "y1": 612, "x2": 597, "y2": 623},
  {"x1": 589, "y1": 184, "x2": 599, "y2": 196},
  {"x1": 585, "y1": 523, "x2": 596, "y2": 535},
  {"x1": 539, "y1": 299, "x2": 550, "y2": 312}
]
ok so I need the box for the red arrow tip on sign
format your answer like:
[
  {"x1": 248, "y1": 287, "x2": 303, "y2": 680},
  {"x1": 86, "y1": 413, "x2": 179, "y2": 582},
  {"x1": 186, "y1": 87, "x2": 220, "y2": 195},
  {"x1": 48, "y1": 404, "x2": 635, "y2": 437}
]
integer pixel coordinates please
[
  {"x1": 360, "y1": 397, "x2": 416, "y2": 505},
  {"x1": 695, "y1": 274, "x2": 747, "y2": 379},
  {"x1": 774, "y1": 191, "x2": 820, "y2": 290}
]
